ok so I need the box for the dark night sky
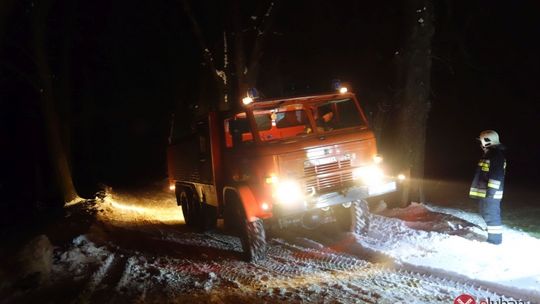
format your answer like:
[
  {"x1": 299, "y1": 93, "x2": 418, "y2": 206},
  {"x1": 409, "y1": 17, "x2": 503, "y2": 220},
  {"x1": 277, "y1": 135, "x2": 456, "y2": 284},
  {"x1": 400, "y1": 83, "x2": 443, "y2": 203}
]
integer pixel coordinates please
[{"x1": 1, "y1": 0, "x2": 539, "y2": 200}]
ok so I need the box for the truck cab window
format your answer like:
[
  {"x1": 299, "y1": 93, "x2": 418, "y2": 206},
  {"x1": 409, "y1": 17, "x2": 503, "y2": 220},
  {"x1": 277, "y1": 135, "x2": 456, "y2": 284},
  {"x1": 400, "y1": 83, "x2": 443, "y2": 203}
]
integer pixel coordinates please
[
  {"x1": 225, "y1": 116, "x2": 253, "y2": 148},
  {"x1": 253, "y1": 105, "x2": 310, "y2": 142},
  {"x1": 313, "y1": 98, "x2": 365, "y2": 132}
]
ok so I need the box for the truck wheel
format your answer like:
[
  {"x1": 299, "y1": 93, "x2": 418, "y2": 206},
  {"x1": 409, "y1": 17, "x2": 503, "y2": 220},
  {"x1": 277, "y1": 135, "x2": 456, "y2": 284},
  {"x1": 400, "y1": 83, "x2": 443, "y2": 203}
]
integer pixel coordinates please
[
  {"x1": 350, "y1": 200, "x2": 370, "y2": 235},
  {"x1": 240, "y1": 217, "x2": 267, "y2": 262},
  {"x1": 227, "y1": 196, "x2": 267, "y2": 262},
  {"x1": 335, "y1": 200, "x2": 370, "y2": 235},
  {"x1": 177, "y1": 189, "x2": 191, "y2": 226},
  {"x1": 178, "y1": 189, "x2": 199, "y2": 227}
]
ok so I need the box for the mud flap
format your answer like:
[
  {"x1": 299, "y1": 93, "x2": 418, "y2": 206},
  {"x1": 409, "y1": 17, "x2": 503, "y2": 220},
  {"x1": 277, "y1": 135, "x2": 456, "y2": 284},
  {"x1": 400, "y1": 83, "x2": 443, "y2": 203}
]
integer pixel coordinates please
[{"x1": 200, "y1": 203, "x2": 217, "y2": 231}]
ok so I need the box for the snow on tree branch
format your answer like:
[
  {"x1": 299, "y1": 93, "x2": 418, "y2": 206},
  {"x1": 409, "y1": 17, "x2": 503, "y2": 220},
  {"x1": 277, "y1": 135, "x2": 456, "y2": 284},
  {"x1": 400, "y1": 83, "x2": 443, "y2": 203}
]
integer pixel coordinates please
[
  {"x1": 256, "y1": 2, "x2": 276, "y2": 36},
  {"x1": 223, "y1": 32, "x2": 228, "y2": 69},
  {"x1": 216, "y1": 70, "x2": 227, "y2": 85},
  {"x1": 265, "y1": 2, "x2": 274, "y2": 17}
]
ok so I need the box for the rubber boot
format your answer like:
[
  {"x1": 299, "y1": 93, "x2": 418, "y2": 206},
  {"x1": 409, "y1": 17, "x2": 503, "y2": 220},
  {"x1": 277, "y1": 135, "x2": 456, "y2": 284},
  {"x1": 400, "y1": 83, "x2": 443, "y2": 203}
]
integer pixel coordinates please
[{"x1": 487, "y1": 233, "x2": 502, "y2": 245}]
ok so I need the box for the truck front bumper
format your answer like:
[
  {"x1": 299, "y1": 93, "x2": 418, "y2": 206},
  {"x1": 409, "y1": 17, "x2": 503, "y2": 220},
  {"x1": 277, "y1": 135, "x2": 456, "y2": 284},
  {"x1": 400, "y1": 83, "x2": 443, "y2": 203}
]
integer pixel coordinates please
[{"x1": 272, "y1": 180, "x2": 397, "y2": 218}]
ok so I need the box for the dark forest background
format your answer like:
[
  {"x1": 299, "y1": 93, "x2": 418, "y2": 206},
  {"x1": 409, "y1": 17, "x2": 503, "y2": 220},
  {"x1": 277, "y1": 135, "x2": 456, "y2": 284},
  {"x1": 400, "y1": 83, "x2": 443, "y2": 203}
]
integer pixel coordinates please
[{"x1": 1, "y1": 1, "x2": 539, "y2": 221}]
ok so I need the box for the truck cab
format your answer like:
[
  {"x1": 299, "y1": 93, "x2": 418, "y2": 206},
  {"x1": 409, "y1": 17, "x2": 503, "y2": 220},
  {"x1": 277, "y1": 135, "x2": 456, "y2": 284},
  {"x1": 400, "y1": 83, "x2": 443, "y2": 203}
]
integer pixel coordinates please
[{"x1": 168, "y1": 90, "x2": 401, "y2": 261}]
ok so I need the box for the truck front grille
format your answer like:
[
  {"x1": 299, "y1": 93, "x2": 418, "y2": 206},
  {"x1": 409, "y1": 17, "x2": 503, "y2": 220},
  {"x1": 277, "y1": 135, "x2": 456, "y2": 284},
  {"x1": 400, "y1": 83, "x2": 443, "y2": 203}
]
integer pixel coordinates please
[{"x1": 304, "y1": 159, "x2": 353, "y2": 193}]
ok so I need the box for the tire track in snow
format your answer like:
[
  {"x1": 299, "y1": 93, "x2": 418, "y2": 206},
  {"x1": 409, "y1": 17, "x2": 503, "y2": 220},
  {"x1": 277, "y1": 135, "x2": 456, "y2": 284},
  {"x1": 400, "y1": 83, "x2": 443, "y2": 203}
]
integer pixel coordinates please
[
  {"x1": 255, "y1": 251, "x2": 306, "y2": 278},
  {"x1": 217, "y1": 260, "x2": 272, "y2": 288},
  {"x1": 88, "y1": 255, "x2": 129, "y2": 303},
  {"x1": 203, "y1": 231, "x2": 243, "y2": 252},
  {"x1": 308, "y1": 229, "x2": 529, "y2": 303},
  {"x1": 268, "y1": 238, "x2": 437, "y2": 303},
  {"x1": 395, "y1": 262, "x2": 529, "y2": 303},
  {"x1": 261, "y1": 238, "x2": 386, "y2": 303},
  {"x1": 271, "y1": 238, "x2": 369, "y2": 272},
  {"x1": 270, "y1": 228, "x2": 524, "y2": 303},
  {"x1": 212, "y1": 238, "x2": 367, "y2": 289},
  {"x1": 77, "y1": 253, "x2": 116, "y2": 303},
  {"x1": 111, "y1": 256, "x2": 160, "y2": 302}
]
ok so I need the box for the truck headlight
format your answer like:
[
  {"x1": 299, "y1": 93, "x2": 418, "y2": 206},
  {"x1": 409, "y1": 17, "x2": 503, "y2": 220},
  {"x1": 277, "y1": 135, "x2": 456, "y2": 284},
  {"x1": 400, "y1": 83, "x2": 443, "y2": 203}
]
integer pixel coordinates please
[
  {"x1": 274, "y1": 180, "x2": 303, "y2": 204},
  {"x1": 353, "y1": 165, "x2": 384, "y2": 186}
]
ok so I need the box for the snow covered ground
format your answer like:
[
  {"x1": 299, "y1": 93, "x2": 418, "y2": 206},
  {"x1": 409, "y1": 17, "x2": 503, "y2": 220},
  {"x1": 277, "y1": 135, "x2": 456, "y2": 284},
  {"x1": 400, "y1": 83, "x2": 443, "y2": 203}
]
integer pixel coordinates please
[
  {"x1": 364, "y1": 206, "x2": 540, "y2": 302},
  {"x1": 2, "y1": 186, "x2": 539, "y2": 303}
]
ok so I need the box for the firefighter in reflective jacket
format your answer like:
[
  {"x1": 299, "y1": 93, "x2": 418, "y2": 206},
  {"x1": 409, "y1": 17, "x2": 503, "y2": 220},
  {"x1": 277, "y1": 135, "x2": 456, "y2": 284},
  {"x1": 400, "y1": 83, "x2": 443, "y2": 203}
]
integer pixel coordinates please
[{"x1": 470, "y1": 130, "x2": 506, "y2": 244}]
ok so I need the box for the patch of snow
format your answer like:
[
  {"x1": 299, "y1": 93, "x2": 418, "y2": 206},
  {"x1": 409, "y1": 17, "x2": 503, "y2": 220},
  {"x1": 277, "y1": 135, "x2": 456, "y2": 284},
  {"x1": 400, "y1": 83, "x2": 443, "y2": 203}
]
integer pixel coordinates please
[
  {"x1": 78, "y1": 254, "x2": 116, "y2": 302},
  {"x1": 292, "y1": 237, "x2": 325, "y2": 250},
  {"x1": 360, "y1": 211, "x2": 540, "y2": 303},
  {"x1": 424, "y1": 202, "x2": 486, "y2": 227},
  {"x1": 64, "y1": 198, "x2": 82, "y2": 207}
]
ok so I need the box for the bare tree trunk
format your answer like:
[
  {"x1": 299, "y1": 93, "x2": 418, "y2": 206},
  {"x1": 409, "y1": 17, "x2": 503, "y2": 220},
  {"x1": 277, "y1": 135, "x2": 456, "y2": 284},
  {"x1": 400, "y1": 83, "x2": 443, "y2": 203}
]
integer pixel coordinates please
[
  {"x1": 232, "y1": 0, "x2": 279, "y2": 109},
  {"x1": 33, "y1": 1, "x2": 79, "y2": 204},
  {"x1": 244, "y1": 1, "x2": 279, "y2": 88},
  {"x1": 232, "y1": 0, "x2": 247, "y2": 112},
  {"x1": 58, "y1": 1, "x2": 77, "y2": 164},
  {"x1": 395, "y1": 0, "x2": 434, "y2": 205}
]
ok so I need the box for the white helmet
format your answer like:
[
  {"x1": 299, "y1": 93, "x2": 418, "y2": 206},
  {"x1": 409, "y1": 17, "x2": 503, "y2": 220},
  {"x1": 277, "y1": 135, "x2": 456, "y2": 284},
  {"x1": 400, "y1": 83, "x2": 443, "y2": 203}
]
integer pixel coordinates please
[{"x1": 479, "y1": 130, "x2": 500, "y2": 148}]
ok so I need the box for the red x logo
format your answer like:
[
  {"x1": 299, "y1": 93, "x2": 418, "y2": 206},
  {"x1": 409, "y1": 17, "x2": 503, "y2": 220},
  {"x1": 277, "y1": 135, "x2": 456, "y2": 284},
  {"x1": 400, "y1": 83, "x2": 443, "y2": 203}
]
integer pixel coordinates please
[{"x1": 454, "y1": 294, "x2": 476, "y2": 304}]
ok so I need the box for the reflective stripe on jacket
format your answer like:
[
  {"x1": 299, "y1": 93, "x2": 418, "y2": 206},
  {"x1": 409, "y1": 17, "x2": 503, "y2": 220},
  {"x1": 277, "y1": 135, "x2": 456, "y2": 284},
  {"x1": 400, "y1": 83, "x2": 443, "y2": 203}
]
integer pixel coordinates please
[{"x1": 470, "y1": 145, "x2": 506, "y2": 200}]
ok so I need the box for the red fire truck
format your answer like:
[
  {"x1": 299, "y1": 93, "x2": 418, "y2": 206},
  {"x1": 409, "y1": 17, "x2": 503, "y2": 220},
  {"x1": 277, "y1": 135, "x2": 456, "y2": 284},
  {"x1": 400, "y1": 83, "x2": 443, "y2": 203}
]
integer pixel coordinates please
[{"x1": 167, "y1": 88, "x2": 403, "y2": 261}]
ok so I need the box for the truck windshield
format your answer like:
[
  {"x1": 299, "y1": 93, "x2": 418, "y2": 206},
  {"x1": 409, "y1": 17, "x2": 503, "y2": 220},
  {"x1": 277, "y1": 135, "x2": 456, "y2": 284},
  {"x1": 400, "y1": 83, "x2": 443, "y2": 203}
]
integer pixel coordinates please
[
  {"x1": 251, "y1": 98, "x2": 366, "y2": 142},
  {"x1": 310, "y1": 98, "x2": 365, "y2": 133},
  {"x1": 254, "y1": 104, "x2": 309, "y2": 142}
]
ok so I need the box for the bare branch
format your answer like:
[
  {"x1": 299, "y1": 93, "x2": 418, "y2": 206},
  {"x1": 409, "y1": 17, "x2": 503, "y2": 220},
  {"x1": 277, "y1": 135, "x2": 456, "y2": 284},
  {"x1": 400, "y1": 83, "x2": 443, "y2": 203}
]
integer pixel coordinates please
[
  {"x1": 181, "y1": 0, "x2": 220, "y2": 80},
  {"x1": 246, "y1": 0, "x2": 280, "y2": 85},
  {"x1": 232, "y1": 0, "x2": 246, "y2": 90}
]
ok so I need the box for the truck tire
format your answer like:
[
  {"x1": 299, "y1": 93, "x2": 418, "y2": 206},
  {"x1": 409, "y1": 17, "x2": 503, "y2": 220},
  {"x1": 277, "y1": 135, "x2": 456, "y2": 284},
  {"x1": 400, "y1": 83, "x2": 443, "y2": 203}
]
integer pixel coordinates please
[
  {"x1": 177, "y1": 189, "x2": 191, "y2": 226},
  {"x1": 240, "y1": 217, "x2": 267, "y2": 262},
  {"x1": 177, "y1": 188, "x2": 200, "y2": 227},
  {"x1": 334, "y1": 200, "x2": 370, "y2": 235},
  {"x1": 226, "y1": 194, "x2": 267, "y2": 262},
  {"x1": 350, "y1": 199, "x2": 370, "y2": 235}
]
